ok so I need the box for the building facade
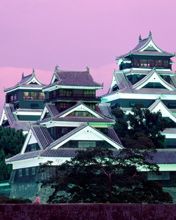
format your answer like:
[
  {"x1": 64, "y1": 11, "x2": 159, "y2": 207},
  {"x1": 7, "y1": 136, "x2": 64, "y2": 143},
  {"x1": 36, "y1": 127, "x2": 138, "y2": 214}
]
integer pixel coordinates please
[
  {"x1": 101, "y1": 32, "x2": 176, "y2": 184},
  {"x1": 6, "y1": 67, "x2": 122, "y2": 201},
  {"x1": 0, "y1": 70, "x2": 45, "y2": 134}
]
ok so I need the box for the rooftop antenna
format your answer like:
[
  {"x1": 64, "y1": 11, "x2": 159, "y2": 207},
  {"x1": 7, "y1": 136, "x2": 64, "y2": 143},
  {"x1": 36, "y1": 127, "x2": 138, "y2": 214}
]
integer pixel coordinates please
[
  {"x1": 149, "y1": 30, "x2": 152, "y2": 38},
  {"x1": 55, "y1": 65, "x2": 60, "y2": 72},
  {"x1": 32, "y1": 68, "x2": 35, "y2": 76},
  {"x1": 86, "y1": 66, "x2": 90, "y2": 72},
  {"x1": 139, "y1": 34, "x2": 142, "y2": 41}
]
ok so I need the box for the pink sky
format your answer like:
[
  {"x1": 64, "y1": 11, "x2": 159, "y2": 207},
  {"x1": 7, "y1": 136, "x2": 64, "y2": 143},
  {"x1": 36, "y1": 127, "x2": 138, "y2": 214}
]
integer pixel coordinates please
[{"x1": 0, "y1": 0, "x2": 176, "y2": 109}]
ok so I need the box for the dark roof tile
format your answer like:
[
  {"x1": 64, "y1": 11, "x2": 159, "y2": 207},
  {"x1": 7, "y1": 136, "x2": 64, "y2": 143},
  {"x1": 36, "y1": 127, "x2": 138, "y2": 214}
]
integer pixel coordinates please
[
  {"x1": 6, "y1": 150, "x2": 42, "y2": 162},
  {"x1": 45, "y1": 103, "x2": 59, "y2": 117},
  {"x1": 56, "y1": 70, "x2": 101, "y2": 87},
  {"x1": 32, "y1": 125, "x2": 54, "y2": 149}
]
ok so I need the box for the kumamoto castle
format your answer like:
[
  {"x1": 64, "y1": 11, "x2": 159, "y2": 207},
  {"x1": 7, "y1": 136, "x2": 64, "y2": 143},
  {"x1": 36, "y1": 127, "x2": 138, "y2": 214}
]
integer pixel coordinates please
[{"x1": 1, "y1": 32, "x2": 176, "y2": 201}]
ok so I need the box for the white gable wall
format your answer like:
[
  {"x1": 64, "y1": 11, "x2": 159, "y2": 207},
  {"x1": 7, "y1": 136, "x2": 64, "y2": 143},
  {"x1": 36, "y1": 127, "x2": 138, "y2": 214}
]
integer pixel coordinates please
[
  {"x1": 60, "y1": 104, "x2": 102, "y2": 118},
  {"x1": 52, "y1": 126, "x2": 122, "y2": 150},
  {"x1": 134, "y1": 72, "x2": 174, "y2": 91},
  {"x1": 21, "y1": 130, "x2": 39, "y2": 154},
  {"x1": 140, "y1": 40, "x2": 162, "y2": 52}
]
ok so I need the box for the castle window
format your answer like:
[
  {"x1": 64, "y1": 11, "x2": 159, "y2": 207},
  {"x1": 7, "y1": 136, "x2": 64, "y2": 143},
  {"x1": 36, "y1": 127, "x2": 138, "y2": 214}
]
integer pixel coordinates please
[
  {"x1": 163, "y1": 60, "x2": 169, "y2": 67},
  {"x1": 25, "y1": 168, "x2": 29, "y2": 176},
  {"x1": 84, "y1": 90, "x2": 95, "y2": 97},
  {"x1": 78, "y1": 141, "x2": 96, "y2": 148},
  {"x1": 140, "y1": 60, "x2": 148, "y2": 67},
  {"x1": 156, "y1": 60, "x2": 162, "y2": 67},
  {"x1": 59, "y1": 103, "x2": 70, "y2": 109},
  {"x1": 148, "y1": 60, "x2": 155, "y2": 67},
  {"x1": 32, "y1": 167, "x2": 35, "y2": 175},
  {"x1": 143, "y1": 82, "x2": 165, "y2": 89},
  {"x1": 133, "y1": 59, "x2": 140, "y2": 67},
  {"x1": 59, "y1": 89, "x2": 72, "y2": 97},
  {"x1": 18, "y1": 169, "x2": 22, "y2": 177},
  {"x1": 23, "y1": 92, "x2": 44, "y2": 100}
]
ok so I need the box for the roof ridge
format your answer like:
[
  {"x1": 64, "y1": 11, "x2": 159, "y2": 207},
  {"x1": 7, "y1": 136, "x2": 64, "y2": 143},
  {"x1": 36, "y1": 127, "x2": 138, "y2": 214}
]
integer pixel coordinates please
[{"x1": 132, "y1": 69, "x2": 175, "y2": 90}]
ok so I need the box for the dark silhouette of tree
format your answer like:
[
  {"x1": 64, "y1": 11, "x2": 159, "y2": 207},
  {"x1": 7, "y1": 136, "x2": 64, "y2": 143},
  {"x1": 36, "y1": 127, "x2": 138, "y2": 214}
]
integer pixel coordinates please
[
  {"x1": 0, "y1": 127, "x2": 25, "y2": 181},
  {"x1": 0, "y1": 127, "x2": 25, "y2": 157},
  {"x1": 112, "y1": 107, "x2": 170, "y2": 149},
  {"x1": 43, "y1": 147, "x2": 172, "y2": 203}
]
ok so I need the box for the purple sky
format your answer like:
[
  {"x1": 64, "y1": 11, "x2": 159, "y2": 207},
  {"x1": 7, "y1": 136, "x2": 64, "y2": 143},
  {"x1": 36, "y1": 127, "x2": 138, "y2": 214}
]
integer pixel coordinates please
[{"x1": 0, "y1": 0, "x2": 176, "y2": 110}]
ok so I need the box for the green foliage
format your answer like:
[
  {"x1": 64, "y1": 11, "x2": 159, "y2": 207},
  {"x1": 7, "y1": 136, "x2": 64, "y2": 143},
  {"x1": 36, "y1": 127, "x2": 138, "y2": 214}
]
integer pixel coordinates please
[
  {"x1": 0, "y1": 149, "x2": 12, "y2": 181},
  {"x1": 0, "y1": 127, "x2": 25, "y2": 157},
  {"x1": 112, "y1": 107, "x2": 170, "y2": 149},
  {"x1": 0, "y1": 126, "x2": 25, "y2": 181},
  {"x1": 44, "y1": 147, "x2": 172, "y2": 203}
]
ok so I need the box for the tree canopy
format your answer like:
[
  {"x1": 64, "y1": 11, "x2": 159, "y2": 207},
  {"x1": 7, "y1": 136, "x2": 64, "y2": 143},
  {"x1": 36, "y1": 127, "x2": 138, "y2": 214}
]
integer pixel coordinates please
[
  {"x1": 0, "y1": 127, "x2": 25, "y2": 181},
  {"x1": 44, "y1": 147, "x2": 172, "y2": 203},
  {"x1": 0, "y1": 127, "x2": 25, "y2": 157},
  {"x1": 112, "y1": 107, "x2": 171, "y2": 149}
]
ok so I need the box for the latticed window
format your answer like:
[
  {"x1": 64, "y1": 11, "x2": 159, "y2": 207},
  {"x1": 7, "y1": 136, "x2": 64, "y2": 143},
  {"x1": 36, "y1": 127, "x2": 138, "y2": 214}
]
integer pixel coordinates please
[
  {"x1": 84, "y1": 90, "x2": 95, "y2": 97},
  {"x1": 78, "y1": 141, "x2": 96, "y2": 148},
  {"x1": 23, "y1": 92, "x2": 44, "y2": 100},
  {"x1": 59, "y1": 89, "x2": 72, "y2": 97},
  {"x1": 67, "y1": 111, "x2": 94, "y2": 117}
]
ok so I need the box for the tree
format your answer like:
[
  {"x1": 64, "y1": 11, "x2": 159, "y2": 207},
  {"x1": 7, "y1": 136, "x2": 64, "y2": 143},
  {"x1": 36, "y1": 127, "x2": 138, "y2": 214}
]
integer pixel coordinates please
[
  {"x1": 0, "y1": 127, "x2": 25, "y2": 181},
  {"x1": 0, "y1": 127, "x2": 25, "y2": 157},
  {"x1": 112, "y1": 107, "x2": 170, "y2": 149},
  {"x1": 0, "y1": 149, "x2": 11, "y2": 181},
  {"x1": 42, "y1": 147, "x2": 172, "y2": 203}
]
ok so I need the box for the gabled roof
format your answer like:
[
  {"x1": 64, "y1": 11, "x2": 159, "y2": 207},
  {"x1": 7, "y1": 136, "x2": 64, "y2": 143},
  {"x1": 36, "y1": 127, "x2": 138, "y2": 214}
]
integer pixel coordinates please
[
  {"x1": 6, "y1": 124, "x2": 123, "y2": 164},
  {"x1": 31, "y1": 125, "x2": 54, "y2": 149},
  {"x1": 11, "y1": 121, "x2": 31, "y2": 131},
  {"x1": 40, "y1": 102, "x2": 115, "y2": 124},
  {"x1": 117, "y1": 32, "x2": 174, "y2": 59},
  {"x1": 40, "y1": 103, "x2": 59, "y2": 121},
  {"x1": 44, "y1": 66, "x2": 102, "y2": 90},
  {"x1": 20, "y1": 124, "x2": 54, "y2": 154},
  {"x1": 148, "y1": 99, "x2": 176, "y2": 123},
  {"x1": 132, "y1": 69, "x2": 175, "y2": 91},
  {"x1": 48, "y1": 124, "x2": 123, "y2": 150},
  {"x1": 7, "y1": 148, "x2": 176, "y2": 167},
  {"x1": 0, "y1": 105, "x2": 32, "y2": 131},
  {"x1": 4, "y1": 69, "x2": 45, "y2": 93},
  {"x1": 58, "y1": 102, "x2": 102, "y2": 118},
  {"x1": 6, "y1": 150, "x2": 42, "y2": 163},
  {"x1": 4, "y1": 103, "x2": 17, "y2": 125},
  {"x1": 97, "y1": 103, "x2": 114, "y2": 119},
  {"x1": 115, "y1": 71, "x2": 132, "y2": 90}
]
